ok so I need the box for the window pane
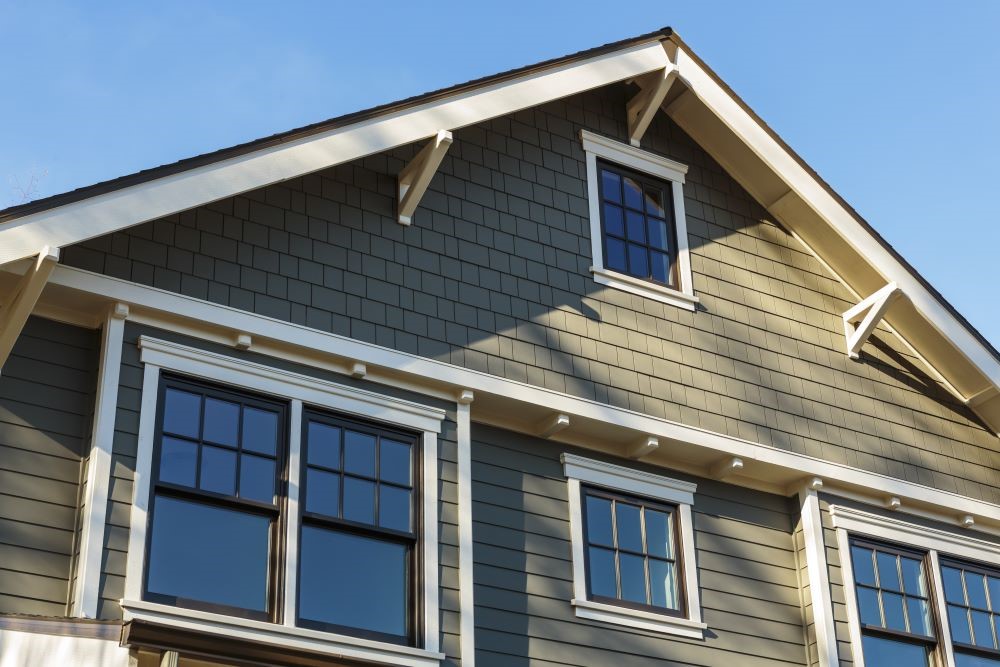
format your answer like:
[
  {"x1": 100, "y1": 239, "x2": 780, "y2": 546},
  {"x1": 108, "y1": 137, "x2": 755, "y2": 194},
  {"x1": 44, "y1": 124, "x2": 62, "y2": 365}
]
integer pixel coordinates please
[
  {"x1": 159, "y1": 436, "x2": 197, "y2": 487},
  {"x1": 882, "y1": 591, "x2": 906, "y2": 631},
  {"x1": 585, "y1": 495, "x2": 613, "y2": 547},
  {"x1": 242, "y1": 407, "x2": 278, "y2": 456},
  {"x1": 163, "y1": 388, "x2": 200, "y2": 439},
  {"x1": 649, "y1": 251, "x2": 671, "y2": 284},
  {"x1": 146, "y1": 496, "x2": 270, "y2": 612},
  {"x1": 307, "y1": 422, "x2": 341, "y2": 469},
  {"x1": 857, "y1": 587, "x2": 882, "y2": 626},
  {"x1": 615, "y1": 503, "x2": 643, "y2": 552},
  {"x1": 379, "y1": 439, "x2": 411, "y2": 486},
  {"x1": 619, "y1": 553, "x2": 646, "y2": 604},
  {"x1": 648, "y1": 559, "x2": 678, "y2": 610},
  {"x1": 644, "y1": 510, "x2": 672, "y2": 559},
  {"x1": 956, "y1": 653, "x2": 1000, "y2": 667},
  {"x1": 906, "y1": 597, "x2": 932, "y2": 637},
  {"x1": 627, "y1": 244, "x2": 648, "y2": 278},
  {"x1": 861, "y1": 634, "x2": 929, "y2": 667},
  {"x1": 343, "y1": 476, "x2": 375, "y2": 524},
  {"x1": 944, "y1": 566, "x2": 967, "y2": 604},
  {"x1": 969, "y1": 572, "x2": 990, "y2": 609},
  {"x1": 299, "y1": 527, "x2": 407, "y2": 638},
  {"x1": 601, "y1": 170, "x2": 621, "y2": 204},
  {"x1": 344, "y1": 431, "x2": 376, "y2": 477},
  {"x1": 648, "y1": 218, "x2": 670, "y2": 250},
  {"x1": 951, "y1": 604, "x2": 973, "y2": 644},
  {"x1": 623, "y1": 177, "x2": 643, "y2": 210},
  {"x1": 588, "y1": 546, "x2": 617, "y2": 599},
  {"x1": 972, "y1": 610, "x2": 996, "y2": 648},
  {"x1": 989, "y1": 577, "x2": 1000, "y2": 610},
  {"x1": 602, "y1": 204, "x2": 624, "y2": 237},
  {"x1": 899, "y1": 556, "x2": 926, "y2": 596},
  {"x1": 877, "y1": 551, "x2": 901, "y2": 591},
  {"x1": 240, "y1": 454, "x2": 275, "y2": 504},
  {"x1": 379, "y1": 485, "x2": 411, "y2": 532},
  {"x1": 200, "y1": 446, "x2": 237, "y2": 496},
  {"x1": 644, "y1": 187, "x2": 665, "y2": 217},
  {"x1": 625, "y1": 211, "x2": 646, "y2": 243},
  {"x1": 305, "y1": 468, "x2": 340, "y2": 517},
  {"x1": 852, "y1": 546, "x2": 876, "y2": 587},
  {"x1": 202, "y1": 397, "x2": 239, "y2": 446},
  {"x1": 605, "y1": 238, "x2": 627, "y2": 273}
]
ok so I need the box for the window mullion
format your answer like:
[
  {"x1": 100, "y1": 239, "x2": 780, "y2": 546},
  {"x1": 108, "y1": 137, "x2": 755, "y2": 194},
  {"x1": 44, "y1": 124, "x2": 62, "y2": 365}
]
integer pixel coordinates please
[
  {"x1": 928, "y1": 551, "x2": 959, "y2": 667},
  {"x1": 282, "y1": 399, "x2": 303, "y2": 628}
]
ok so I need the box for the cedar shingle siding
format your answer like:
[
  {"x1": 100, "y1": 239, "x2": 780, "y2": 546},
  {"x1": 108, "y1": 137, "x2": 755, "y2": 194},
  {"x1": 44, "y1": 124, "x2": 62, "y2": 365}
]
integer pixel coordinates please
[{"x1": 64, "y1": 83, "x2": 998, "y2": 503}]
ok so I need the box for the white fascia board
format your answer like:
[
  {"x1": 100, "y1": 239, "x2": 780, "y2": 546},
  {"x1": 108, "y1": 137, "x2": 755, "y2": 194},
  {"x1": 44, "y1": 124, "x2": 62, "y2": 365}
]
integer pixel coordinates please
[
  {"x1": 673, "y1": 46, "x2": 1000, "y2": 395},
  {"x1": 0, "y1": 41, "x2": 671, "y2": 266},
  {"x1": 42, "y1": 265, "x2": 1000, "y2": 524}
]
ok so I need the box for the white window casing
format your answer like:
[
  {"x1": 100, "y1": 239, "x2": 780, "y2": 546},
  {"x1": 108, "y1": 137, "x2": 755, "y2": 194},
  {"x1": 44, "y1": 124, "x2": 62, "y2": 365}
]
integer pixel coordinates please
[
  {"x1": 561, "y1": 453, "x2": 705, "y2": 638},
  {"x1": 581, "y1": 129, "x2": 697, "y2": 311},
  {"x1": 122, "y1": 336, "x2": 447, "y2": 667}
]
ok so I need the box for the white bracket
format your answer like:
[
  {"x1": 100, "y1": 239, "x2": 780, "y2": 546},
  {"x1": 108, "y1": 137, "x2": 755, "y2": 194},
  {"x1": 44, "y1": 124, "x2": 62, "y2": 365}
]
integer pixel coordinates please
[
  {"x1": 886, "y1": 496, "x2": 902, "y2": 511},
  {"x1": 627, "y1": 436, "x2": 659, "y2": 459},
  {"x1": 397, "y1": 130, "x2": 453, "y2": 225},
  {"x1": 626, "y1": 67, "x2": 678, "y2": 147},
  {"x1": 536, "y1": 413, "x2": 570, "y2": 439},
  {"x1": 457, "y1": 389, "x2": 475, "y2": 405},
  {"x1": 843, "y1": 282, "x2": 902, "y2": 359},
  {"x1": 0, "y1": 246, "x2": 59, "y2": 370},
  {"x1": 350, "y1": 362, "x2": 367, "y2": 379},
  {"x1": 234, "y1": 333, "x2": 252, "y2": 350},
  {"x1": 710, "y1": 456, "x2": 744, "y2": 480}
]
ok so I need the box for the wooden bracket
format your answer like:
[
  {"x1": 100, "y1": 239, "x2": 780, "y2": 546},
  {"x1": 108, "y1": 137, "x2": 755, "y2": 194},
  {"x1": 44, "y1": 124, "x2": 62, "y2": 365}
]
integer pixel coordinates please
[
  {"x1": 710, "y1": 456, "x2": 744, "y2": 480},
  {"x1": 536, "y1": 413, "x2": 570, "y2": 439},
  {"x1": 457, "y1": 389, "x2": 475, "y2": 405},
  {"x1": 0, "y1": 246, "x2": 59, "y2": 371},
  {"x1": 626, "y1": 67, "x2": 678, "y2": 147},
  {"x1": 234, "y1": 333, "x2": 252, "y2": 350},
  {"x1": 627, "y1": 436, "x2": 659, "y2": 459},
  {"x1": 843, "y1": 283, "x2": 902, "y2": 359},
  {"x1": 350, "y1": 362, "x2": 367, "y2": 379},
  {"x1": 397, "y1": 130, "x2": 453, "y2": 225}
]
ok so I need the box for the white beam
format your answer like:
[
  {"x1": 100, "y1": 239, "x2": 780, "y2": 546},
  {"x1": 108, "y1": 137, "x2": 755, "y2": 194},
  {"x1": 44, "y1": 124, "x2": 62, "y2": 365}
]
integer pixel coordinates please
[
  {"x1": 627, "y1": 67, "x2": 678, "y2": 147},
  {"x1": 0, "y1": 246, "x2": 59, "y2": 370},
  {"x1": 627, "y1": 435, "x2": 659, "y2": 459},
  {"x1": 842, "y1": 282, "x2": 902, "y2": 359},
  {"x1": 397, "y1": 130, "x2": 453, "y2": 225},
  {"x1": 536, "y1": 413, "x2": 570, "y2": 438}
]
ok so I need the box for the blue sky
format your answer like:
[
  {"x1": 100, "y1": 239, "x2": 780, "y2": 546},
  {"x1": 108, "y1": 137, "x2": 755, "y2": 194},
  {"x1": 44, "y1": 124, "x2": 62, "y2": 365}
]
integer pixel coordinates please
[{"x1": 2, "y1": 1, "x2": 998, "y2": 346}]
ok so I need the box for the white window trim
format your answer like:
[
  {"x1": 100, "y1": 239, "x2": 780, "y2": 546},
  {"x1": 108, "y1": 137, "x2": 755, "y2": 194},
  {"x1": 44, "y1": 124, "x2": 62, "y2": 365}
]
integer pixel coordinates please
[
  {"x1": 561, "y1": 453, "x2": 705, "y2": 638},
  {"x1": 580, "y1": 129, "x2": 698, "y2": 311},
  {"x1": 123, "y1": 336, "x2": 446, "y2": 667},
  {"x1": 830, "y1": 504, "x2": 1000, "y2": 667}
]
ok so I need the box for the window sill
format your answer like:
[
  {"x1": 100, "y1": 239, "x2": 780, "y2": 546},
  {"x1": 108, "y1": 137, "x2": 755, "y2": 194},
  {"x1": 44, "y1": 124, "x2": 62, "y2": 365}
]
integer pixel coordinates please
[
  {"x1": 571, "y1": 598, "x2": 707, "y2": 639},
  {"x1": 121, "y1": 600, "x2": 445, "y2": 667},
  {"x1": 590, "y1": 267, "x2": 698, "y2": 311}
]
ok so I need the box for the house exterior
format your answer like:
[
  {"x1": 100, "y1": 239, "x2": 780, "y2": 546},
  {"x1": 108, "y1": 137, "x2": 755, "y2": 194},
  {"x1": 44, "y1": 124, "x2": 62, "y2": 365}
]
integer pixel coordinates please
[{"x1": 0, "y1": 26, "x2": 999, "y2": 667}]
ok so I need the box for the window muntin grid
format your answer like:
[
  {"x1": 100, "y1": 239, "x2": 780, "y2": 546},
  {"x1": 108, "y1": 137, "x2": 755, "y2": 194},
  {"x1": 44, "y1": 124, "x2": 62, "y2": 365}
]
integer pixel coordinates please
[{"x1": 850, "y1": 540, "x2": 935, "y2": 639}]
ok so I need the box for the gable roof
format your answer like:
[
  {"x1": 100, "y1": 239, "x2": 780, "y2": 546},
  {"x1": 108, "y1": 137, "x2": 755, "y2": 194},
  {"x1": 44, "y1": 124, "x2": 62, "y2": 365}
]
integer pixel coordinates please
[{"x1": 2, "y1": 27, "x2": 999, "y2": 435}]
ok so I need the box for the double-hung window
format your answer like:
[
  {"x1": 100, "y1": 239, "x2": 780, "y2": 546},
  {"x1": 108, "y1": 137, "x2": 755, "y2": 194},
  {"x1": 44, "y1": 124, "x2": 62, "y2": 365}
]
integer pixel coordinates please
[{"x1": 940, "y1": 560, "x2": 1000, "y2": 665}]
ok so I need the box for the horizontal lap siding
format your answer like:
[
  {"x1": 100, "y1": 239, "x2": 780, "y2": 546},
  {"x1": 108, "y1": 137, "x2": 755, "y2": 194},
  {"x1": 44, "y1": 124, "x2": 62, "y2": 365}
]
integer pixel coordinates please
[
  {"x1": 0, "y1": 316, "x2": 98, "y2": 616},
  {"x1": 471, "y1": 423, "x2": 806, "y2": 666},
  {"x1": 98, "y1": 324, "x2": 462, "y2": 663}
]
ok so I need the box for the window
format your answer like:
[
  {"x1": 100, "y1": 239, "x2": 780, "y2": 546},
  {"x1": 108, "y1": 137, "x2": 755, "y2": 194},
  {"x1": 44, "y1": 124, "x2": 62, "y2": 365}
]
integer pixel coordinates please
[
  {"x1": 848, "y1": 540, "x2": 935, "y2": 666},
  {"x1": 941, "y1": 560, "x2": 1000, "y2": 665},
  {"x1": 581, "y1": 130, "x2": 696, "y2": 310},
  {"x1": 562, "y1": 453, "x2": 704, "y2": 638},
  {"x1": 124, "y1": 336, "x2": 446, "y2": 667}
]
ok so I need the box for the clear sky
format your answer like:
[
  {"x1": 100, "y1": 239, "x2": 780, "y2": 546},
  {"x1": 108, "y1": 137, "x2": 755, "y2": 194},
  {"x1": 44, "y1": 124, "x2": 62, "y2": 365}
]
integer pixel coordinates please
[{"x1": 2, "y1": 1, "x2": 998, "y2": 347}]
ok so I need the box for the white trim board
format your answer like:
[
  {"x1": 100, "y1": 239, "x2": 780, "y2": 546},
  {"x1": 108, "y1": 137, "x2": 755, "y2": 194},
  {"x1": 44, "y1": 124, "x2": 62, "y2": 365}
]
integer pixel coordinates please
[
  {"x1": 798, "y1": 487, "x2": 839, "y2": 667},
  {"x1": 561, "y1": 453, "x2": 704, "y2": 638},
  {"x1": 123, "y1": 338, "x2": 445, "y2": 665},
  {"x1": 39, "y1": 265, "x2": 1000, "y2": 529}
]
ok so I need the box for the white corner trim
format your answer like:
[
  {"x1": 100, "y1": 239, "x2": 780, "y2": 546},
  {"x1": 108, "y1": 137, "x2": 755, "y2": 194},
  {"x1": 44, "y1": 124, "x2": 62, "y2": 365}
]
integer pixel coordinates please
[
  {"x1": 72, "y1": 308, "x2": 126, "y2": 617},
  {"x1": 799, "y1": 488, "x2": 839, "y2": 667},
  {"x1": 590, "y1": 266, "x2": 698, "y2": 310},
  {"x1": 455, "y1": 401, "x2": 475, "y2": 666},
  {"x1": 137, "y1": 336, "x2": 446, "y2": 433},
  {"x1": 561, "y1": 453, "x2": 696, "y2": 505},
  {"x1": 581, "y1": 131, "x2": 696, "y2": 308},
  {"x1": 123, "y1": 362, "x2": 161, "y2": 601},
  {"x1": 829, "y1": 505, "x2": 1000, "y2": 564},
  {"x1": 571, "y1": 598, "x2": 706, "y2": 638},
  {"x1": 833, "y1": 527, "x2": 866, "y2": 667},
  {"x1": 562, "y1": 453, "x2": 702, "y2": 638},
  {"x1": 120, "y1": 600, "x2": 445, "y2": 667}
]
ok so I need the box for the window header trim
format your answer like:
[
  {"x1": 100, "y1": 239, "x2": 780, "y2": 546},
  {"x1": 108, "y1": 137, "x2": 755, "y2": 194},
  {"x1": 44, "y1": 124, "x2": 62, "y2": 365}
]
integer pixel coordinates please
[
  {"x1": 562, "y1": 452, "x2": 696, "y2": 505},
  {"x1": 581, "y1": 129, "x2": 688, "y2": 183}
]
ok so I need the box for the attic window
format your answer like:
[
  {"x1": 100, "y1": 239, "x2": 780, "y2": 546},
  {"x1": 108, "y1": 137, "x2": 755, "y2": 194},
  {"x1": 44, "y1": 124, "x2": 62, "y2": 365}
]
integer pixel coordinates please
[{"x1": 581, "y1": 130, "x2": 697, "y2": 310}]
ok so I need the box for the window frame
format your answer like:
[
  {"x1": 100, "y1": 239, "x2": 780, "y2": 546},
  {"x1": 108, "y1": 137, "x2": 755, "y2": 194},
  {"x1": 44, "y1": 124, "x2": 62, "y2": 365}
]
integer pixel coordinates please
[
  {"x1": 122, "y1": 336, "x2": 447, "y2": 667},
  {"x1": 561, "y1": 452, "x2": 705, "y2": 638},
  {"x1": 938, "y1": 557, "x2": 1000, "y2": 662},
  {"x1": 581, "y1": 129, "x2": 697, "y2": 311}
]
